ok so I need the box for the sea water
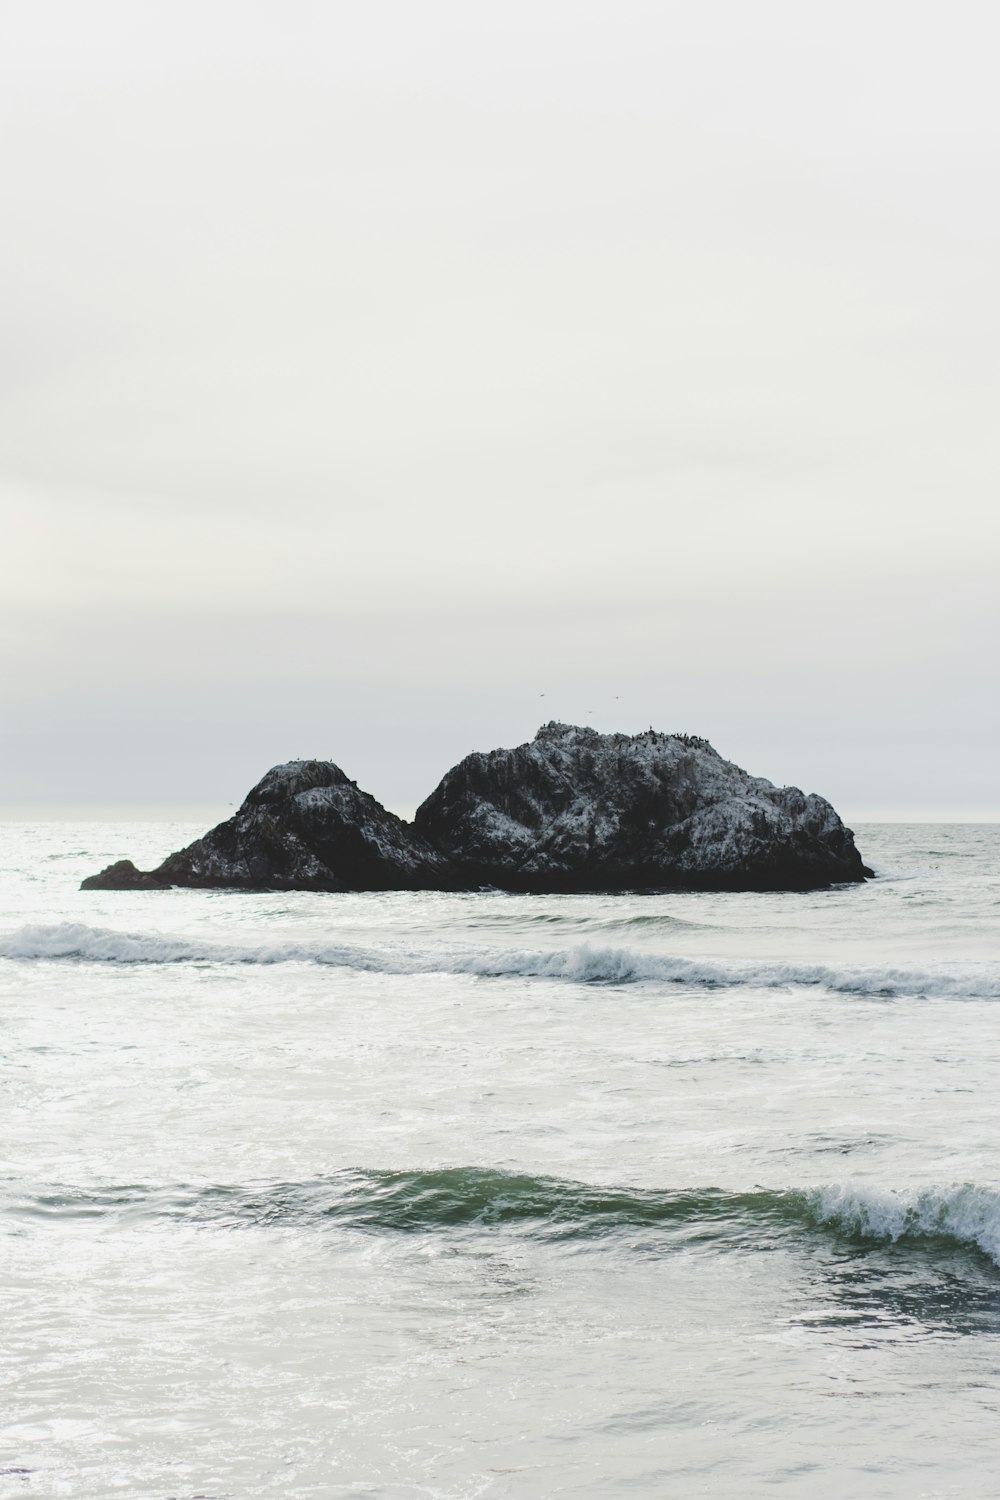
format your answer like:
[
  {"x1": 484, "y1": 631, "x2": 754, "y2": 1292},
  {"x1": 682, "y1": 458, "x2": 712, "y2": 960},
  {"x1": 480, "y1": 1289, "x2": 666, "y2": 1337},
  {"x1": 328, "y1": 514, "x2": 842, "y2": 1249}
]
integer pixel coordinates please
[{"x1": 1, "y1": 822, "x2": 999, "y2": 1498}]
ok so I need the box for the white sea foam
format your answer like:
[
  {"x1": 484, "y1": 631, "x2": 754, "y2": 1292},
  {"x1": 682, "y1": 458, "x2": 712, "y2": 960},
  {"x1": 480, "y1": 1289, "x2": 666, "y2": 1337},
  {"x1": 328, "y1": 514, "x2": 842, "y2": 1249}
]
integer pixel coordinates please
[
  {"x1": 3, "y1": 923, "x2": 1000, "y2": 1000},
  {"x1": 805, "y1": 1183, "x2": 1000, "y2": 1267},
  {"x1": 0, "y1": 922, "x2": 374, "y2": 971}
]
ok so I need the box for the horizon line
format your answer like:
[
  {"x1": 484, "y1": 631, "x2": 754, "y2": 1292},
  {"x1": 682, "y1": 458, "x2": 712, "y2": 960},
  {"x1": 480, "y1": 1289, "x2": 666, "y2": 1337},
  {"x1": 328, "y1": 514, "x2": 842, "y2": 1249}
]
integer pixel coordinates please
[{"x1": 1, "y1": 803, "x2": 998, "y2": 827}]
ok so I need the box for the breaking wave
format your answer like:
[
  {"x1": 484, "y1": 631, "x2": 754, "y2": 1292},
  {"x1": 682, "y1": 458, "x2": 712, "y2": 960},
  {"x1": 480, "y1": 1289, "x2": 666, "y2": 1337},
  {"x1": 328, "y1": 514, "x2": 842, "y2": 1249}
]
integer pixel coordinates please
[
  {"x1": 5, "y1": 1167, "x2": 1000, "y2": 1267},
  {"x1": 3, "y1": 922, "x2": 1000, "y2": 1000},
  {"x1": 804, "y1": 1182, "x2": 1000, "y2": 1266}
]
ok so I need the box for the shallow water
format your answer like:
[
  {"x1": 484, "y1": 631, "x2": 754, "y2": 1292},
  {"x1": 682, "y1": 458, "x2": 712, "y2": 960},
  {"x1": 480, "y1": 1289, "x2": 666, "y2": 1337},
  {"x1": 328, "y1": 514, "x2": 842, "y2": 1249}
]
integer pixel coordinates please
[{"x1": 2, "y1": 821, "x2": 999, "y2": 1497}]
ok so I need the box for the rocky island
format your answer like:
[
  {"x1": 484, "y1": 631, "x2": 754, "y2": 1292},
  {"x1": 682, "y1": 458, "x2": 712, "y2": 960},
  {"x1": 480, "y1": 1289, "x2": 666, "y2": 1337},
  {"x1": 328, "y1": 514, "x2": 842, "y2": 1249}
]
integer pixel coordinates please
[{"x1": 81, "y1": 723, "x2": 872, "y2": 893}]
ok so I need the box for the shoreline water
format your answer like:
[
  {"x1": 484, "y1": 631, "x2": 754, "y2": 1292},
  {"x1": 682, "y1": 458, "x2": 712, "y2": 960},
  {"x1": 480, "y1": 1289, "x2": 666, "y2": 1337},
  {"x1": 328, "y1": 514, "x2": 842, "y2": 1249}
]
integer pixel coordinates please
[{"x1": 2, "y1": 821, "x2": 999, "y2": 1497}]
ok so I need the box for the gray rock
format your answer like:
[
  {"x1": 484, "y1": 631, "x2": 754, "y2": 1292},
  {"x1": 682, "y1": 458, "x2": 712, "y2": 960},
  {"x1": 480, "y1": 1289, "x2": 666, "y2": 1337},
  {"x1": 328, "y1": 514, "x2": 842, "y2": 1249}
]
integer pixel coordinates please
[
  {"x1": 85, "y1": 760, "x2": 456, "y2": 892},
  {"x1": 80, "y1": 729, "x2": 871, "y2": 892},
  {"x1": 413, "y1": 723, "x2": 870, "y2": 891},
  {"x1": 80, "y1": 859, "x2": 170, "y2": 891}
]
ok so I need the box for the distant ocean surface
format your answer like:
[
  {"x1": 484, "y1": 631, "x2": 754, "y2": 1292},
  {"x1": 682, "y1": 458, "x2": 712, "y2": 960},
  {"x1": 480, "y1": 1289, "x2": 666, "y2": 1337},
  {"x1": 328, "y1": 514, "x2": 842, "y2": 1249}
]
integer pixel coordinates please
[{"x1": 2, "y1": 821, "x2": 1000, "y2": 1499}]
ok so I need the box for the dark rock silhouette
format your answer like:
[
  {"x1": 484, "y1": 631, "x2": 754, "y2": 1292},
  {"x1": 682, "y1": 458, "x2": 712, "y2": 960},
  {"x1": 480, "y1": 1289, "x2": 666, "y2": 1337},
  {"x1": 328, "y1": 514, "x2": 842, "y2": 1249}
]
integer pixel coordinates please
[
  {"x1": 414, "y1": 723, "x2": 870, "y2": 891},
  {"x1": 81, "y1": 725, "x2": 871, "y2": 893},
  {"x1": 81, "y1": 859, "x2": 170, "y2": 891},
  {"x1": 82, "y1": 760, "x2": 455, "y2": 892}
]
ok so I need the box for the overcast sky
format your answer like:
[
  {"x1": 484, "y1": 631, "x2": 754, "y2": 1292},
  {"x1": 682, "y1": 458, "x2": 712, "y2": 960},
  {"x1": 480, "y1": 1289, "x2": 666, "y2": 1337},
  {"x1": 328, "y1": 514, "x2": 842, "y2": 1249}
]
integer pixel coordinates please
[{"x1": 2, "y1": 0, "x2": 998, "y2": 820}]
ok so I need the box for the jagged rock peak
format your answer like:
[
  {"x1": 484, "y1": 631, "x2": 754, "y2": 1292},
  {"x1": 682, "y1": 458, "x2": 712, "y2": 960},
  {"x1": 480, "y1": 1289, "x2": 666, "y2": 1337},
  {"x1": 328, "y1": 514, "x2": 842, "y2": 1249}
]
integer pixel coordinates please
[
  {"x1": 533, "y1": 721, "x2": 718, "y2": 754},
  {"x1": 534, "y1": 721, "x2": 598, "y2": 742},
  {"x1": 244, "y1": 759, "x2": 354, "y2": 804},
  {"x1": 82, "y1": 756, "x2": 454, "y2": 893}
]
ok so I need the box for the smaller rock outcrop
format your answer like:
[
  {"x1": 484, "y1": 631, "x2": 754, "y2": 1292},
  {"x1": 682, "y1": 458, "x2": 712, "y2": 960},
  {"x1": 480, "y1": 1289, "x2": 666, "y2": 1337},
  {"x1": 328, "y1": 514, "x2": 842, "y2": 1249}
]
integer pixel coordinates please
[
  {"x1": 81, "y1": 859, "x2": 169, "y2": 891},
  {"x1": 83, "y1": 760, "x2": 455, "y2": 892}
]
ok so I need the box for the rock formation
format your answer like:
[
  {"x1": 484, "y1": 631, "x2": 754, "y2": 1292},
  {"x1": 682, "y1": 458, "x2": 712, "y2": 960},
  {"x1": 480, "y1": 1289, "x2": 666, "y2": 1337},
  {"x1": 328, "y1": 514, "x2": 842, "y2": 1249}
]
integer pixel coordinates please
[
  {"x1": 81, "y1": 725, "x2": 871, "y2": 893},
  {"x1": 413, "y1": 722, "x2": 870, "y2": 891},
  {"x1": 82, "y1": 759, "x2": 455, "y2": 892}
]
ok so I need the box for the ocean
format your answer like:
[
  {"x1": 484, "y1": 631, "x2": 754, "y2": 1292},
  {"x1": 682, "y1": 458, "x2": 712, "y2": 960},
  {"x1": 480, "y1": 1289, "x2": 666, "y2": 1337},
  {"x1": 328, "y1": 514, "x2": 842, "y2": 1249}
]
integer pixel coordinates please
[{"x1": 2, "y1": 820, "x2": 999, "y2": 1498}]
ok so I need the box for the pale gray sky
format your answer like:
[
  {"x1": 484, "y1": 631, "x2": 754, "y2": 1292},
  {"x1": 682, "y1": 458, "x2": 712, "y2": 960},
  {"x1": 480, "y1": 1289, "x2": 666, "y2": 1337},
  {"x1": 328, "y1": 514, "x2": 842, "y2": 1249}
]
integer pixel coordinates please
[{"x1": 2, "y1": 0, "x2": 998, "y2": 819}]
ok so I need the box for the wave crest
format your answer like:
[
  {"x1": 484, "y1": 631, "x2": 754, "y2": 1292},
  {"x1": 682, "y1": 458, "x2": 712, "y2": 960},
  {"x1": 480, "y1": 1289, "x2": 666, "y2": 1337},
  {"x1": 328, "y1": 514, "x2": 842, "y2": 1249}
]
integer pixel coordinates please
[
  {"x1": 3, "y1": 923, "x2": 1000, "y2": 999},
  {"x1": 804, "y1": 1183, "x2": 1000, "y2": 1264},
  {"x1": 5, "y1": 1168, "x2": 1000, "y2": 1266}
]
